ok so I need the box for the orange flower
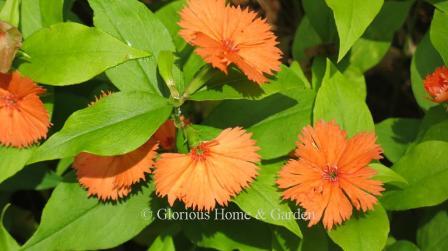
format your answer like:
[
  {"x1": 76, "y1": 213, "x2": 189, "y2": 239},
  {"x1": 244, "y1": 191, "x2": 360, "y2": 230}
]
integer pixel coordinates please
[
  {"x1": 179, "y1": 0, "x2": 282, "y2": 84},
  {"x1": 0, "y1": 71, "x2": 50, "y2": 148},
  {"x1": 154, "y1": 127, "x2": 260, "y2": 211},
  {"x1": 73, "y1": 140, "x2": 159, "y2": 201},
  {"x1": 424, "y1": 66, "x2": 448, "y2": 103},
  {"x1": 277, "y1": 121, "x2": 384, "y2": 230}
]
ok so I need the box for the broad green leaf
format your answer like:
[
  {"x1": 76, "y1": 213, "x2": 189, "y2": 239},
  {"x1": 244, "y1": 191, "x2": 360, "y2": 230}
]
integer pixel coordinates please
[
  {"x1": 21, "y1": 182, "x2": 155, "y2": 251},
  {"x1": 205, "y1": 66, "x2": 315, "y2": 159},
  {"x1": 39, "y1": 0, "x2": 63, "y2": 27},
  {"x1": 428, "y1": 0, "x2": 448, "y2": 13},
  {"x1": 233, "y1": 162, "x2": 302, "y2": 238},
  {"x1": 314, "y1": 60, "x2": 374, "y2": 135},
  {"x1": 190, "y1": 65, "x2": 302, "y2": 101},
  {"x1": 328, "y1": 205, "x2": 389, "y2": 251},
  {"x1": 370, "y1": 163, "x2": 408, "y2": 189},
  {"x1": 430, "y1": 9, "x2": 448, "y2": 64},
  {"x1": 0, "y1": 0, "x2": 20, "y2": 26},
  {"x1": 302, "y1": 0, "x2": 337, "y2": 43},
  {"x1": 0, "y1": 164, "x2": 61, "y2": 191},
  {"x1": 90, "y1": 0, "x2": 175, "y2": 93},
  {"x1": 0, "y1": 147, "x2": 34, "y2": 184},
  {"x1": 155, "y1": 0, "x2": 186, "y2": 52},
  {"x1": 184, "y1": 219, "x2": 271, "y2": 251},
  {"x1": 415, "y1": 105, "x2": 448, "y2": 143},
  {"x1": 375, "y1": 118, "x2": 421, "y2": 163},
  {"x1": 385, "y1": 240, "x2": 420, "y2": 251},
  {"x1": 411, "y1": 34, "x2": 443, "y2": 110},
  {"x1": 417, "y1": 208, "x2": 448, "y2": 251},
  {"x1": 326, "y1": 0, "x2": 384, "y2": 61},
  {"x1": 348, "y1": 0, "x2": 414, "y2": 73},
  {"x1": 29, "y1": 92, "x2": 172, "y2": 163},
  {"x1": 0, "y1": 205, "x2": 19, "y2": 251},
  {"x1": 381, "y1": 141, "x2": 448, "y2": 210},
  {"x1": 20, "y1": 0, "x2": 41, "y2": 37},
  {"x1": 292, "y1": 16, "x2": 322, "y2": 61},
  {"x1": 19, "y1": 22, "x2": 150, "y2": 85},
  {"x1": 148, "y1": 235, "x2": 175, "y2": 251}
]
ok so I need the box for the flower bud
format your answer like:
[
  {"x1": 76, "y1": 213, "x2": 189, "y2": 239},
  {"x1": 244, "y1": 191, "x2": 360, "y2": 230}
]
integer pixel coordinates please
[{"x1": 0, "y1": 21, "x2": 22, "y2": 73}]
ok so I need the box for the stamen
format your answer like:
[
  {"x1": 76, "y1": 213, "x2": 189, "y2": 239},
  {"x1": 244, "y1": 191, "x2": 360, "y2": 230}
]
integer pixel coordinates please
[{"x1": 322, "y1": 165, "x2": 339, "y2": 182}]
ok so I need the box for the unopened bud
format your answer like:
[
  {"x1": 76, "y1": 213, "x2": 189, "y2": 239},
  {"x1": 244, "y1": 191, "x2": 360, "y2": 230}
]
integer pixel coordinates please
[{"x1": 0, "y1": 21, "x2": 22, "y2": 73}]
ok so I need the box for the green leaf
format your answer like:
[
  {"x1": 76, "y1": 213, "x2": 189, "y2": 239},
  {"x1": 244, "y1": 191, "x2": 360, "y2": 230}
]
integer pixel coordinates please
[
  {"x1": 148, "y1": 235, "x2": 176, "y2": 251},
  {"x1": 328, "y1": 205, "x2": 389, "y2": 251},
  {"x1": 0, "y1": 164, "x2": 61, "y2": 191},
  {"x1": 417, "y1": 208, "x2": 448, "y2": 251},
  {"x1": 0, "y1": 147, "x2": 34, "y2": 184},
  {"x1": 0, "y1": 205, "x2": 19, "y2": 251},
  {"x1": 0, "y1": 0, "x2": 20, "y2": 26},
  {"x1": 90, "y1": 0, "x2": 175, "y2": 93},
  {"x1": 205, "y1": 66, "x2": 315, "y2": 159},
  {"x1": 375, "y1": 118, "x2": 421, "y2": 163},
  {"x1": 370, "y1": 163, "x2": 408, "y2": 189},
  {"x1": 39, "y1": 0, "x2": 63, "y2": 27},
  {"x1": 29, "y1": 91, "x2": 172, "y2": 163},
  {"x1": 19, "y1": 22, "x2": 150, "y2": 85},
  {"x1": 184, "y1": 219, "x2": 271, "y2": 251},
  {"x1": 233, "y1": 162, "x2": 302, "y2": 238},
  {"x1": 428, "y1": 0, "x2": 448, "y2": 13},
  {"x1": 292, "y1": 15, "x2": 322, "y2": 61},
  {"x1": 430, "y1": 9, "x2": 448, "y2": 64},
  {"x1": 302, "y1": 0, "x2": 337, "y2": 43},
  {"x1": 155, "y1": 0, "x2": 186, "y2": 52},
  {"x1": 190, "y1": 65, "x2": 303, "y2": 101},
  {"x1": 21, "y1": 182, "x2": 155, "y2": 251},
  {"x1": 381, "y1": 141, "x2": 448, "y2": 210},
  {"x1": 385, "y1": 240, "x2": 420, "y2": 251},
  {"x1": 314, "y1": 60, "x2": 374, "y2": 136},
  {"x1": 347, "y1": 0, "x2": 414, "y2": 73},
  {"x1": 325, "y1": 0, "x2": 384, "y2": 61},
  {"x1": 411, "y1": 34, "x2": 443, "y2": 111},
  {"x1": 20, "y1": 0, "x2": 41, "y2": 38}
]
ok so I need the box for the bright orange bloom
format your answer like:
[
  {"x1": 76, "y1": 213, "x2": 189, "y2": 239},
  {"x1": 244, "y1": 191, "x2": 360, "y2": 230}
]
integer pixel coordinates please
[
  {"x1": 277, "y1": 121, "x2": 384, "y2": 230},
  {"x1": 154, "y1": 127, "x2": 260, "y2": 211},
  {"x1": 179, "y1": 0, "x2": 282, "y2": 84},
  {"x1": 73, "y1": 140, "x2": 159, "y2": 201},
  {"x1": 424, "y1": 66, "x2": 448, "y2": 103},
  {"x1": 0, "y1": 71, "x2": 50, "y2": 148}
]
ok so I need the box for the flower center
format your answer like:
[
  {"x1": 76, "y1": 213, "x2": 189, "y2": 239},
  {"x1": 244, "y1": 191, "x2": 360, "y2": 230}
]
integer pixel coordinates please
[
  {"x1": 222, "y1": 39, "x2": 239, "y2": 53},
  {"x1": 322, "y1": 165, "x2": 339, "y2": 182},
  {"x1": 1, "y1": 93, "x2": 18, "y2": 108},
  {"x1": 191, "y1": 141, "x2": 217, "y2": 161}
]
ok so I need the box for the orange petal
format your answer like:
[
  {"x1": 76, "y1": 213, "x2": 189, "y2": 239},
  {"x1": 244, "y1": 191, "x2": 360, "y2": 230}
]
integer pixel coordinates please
[
  {"x1": 178, "y1": 0, "x2": 282, "y2": 84},
  {"x1": 154, "y1": 127, "x2": 260, "y2": 211},
  {"x1": 0, "y1": 71, "x2": 50, "y2": 148},
  {"x1": 73, "y1": 140, "x2": 158, "y2": 201},
  {"x1": 277, "y1": 121, "x2": 384, "y2": 230}
]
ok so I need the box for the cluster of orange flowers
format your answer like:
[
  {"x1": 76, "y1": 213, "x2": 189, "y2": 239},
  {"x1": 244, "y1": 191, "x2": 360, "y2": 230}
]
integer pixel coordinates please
[{"x1": 1, "y1": 0, "x2": 447, "y2": 230}]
